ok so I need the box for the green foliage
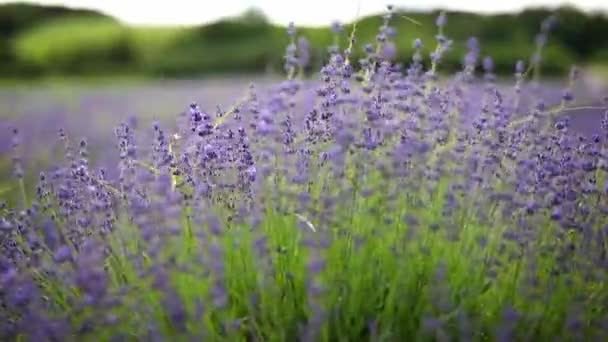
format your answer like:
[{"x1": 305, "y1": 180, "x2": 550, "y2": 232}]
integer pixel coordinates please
[
  {"x1": 0, "y1": 3, "x2": 112, "y2": 76},
  {"x1": 127, "y1": 26, "x2": 191, "y2": 72},
  {"x1": 1, "y1": 3, "x2": 607, "y2": 77},
  {"x1": 13, "y1": 17, "x2": 133, "y2": 73},
  {"x1": 147, "y1": 20, "x2": 284, "y2": 76},
  {"x1": 591, "y1": 48, "x2": 608, "y2": 64},
  {"x1": 0, "y1": 2, "x2": 109, "y2": 38}
]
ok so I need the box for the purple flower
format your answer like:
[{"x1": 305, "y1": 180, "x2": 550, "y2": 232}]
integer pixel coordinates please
[
  {"x1": 562, "y1": 89, "x2": 574, "y2": 102},
  {"x1": 330, "y1": 21, "x2": 343, "y2": 34},
  {"x1": 535, "y1": 33, "x2": 548, "y2": 47},
  {"x1": 164, "y1": 290, "x2": 187, "y2": 332},
  {"x1": 436, "y1": 12, "x2": 447, "y2": 28},
  {"x1": 53, "y1": 245, "x2": 72, "y2": 263},
  {"x1": 246, "y1": 165, "x2": 257, "y2": 182},
  {"x1": 550, "y1": 207, "x2": 562, "y2": 221},
  {"x1": 297, "y1": 37, "x2": 311, "y2": 67},
  {"x1": 287, "y1": 22, "x2": 296, "y2": 37},
  {"x1": 515, "y1": 60, "x2": 525, "y2": 74},
  {"x1": 3, "y1": 12, "x2": 607, "y2": 341},
  {"x1": 483, "y1": 56, "x2": 494, "y2": 73},
  {"x1": 307, "y1": 259, "x2": 326, "y2": 274}
]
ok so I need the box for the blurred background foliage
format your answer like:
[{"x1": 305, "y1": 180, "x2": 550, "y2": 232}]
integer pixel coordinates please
[{"x1": 0, "y1": 3, "x2": 607, "y2": 78}]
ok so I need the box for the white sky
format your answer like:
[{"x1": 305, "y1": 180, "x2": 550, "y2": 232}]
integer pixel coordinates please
[{"x1": 3, "y1": 0, "x2": 608, "y2": 26}]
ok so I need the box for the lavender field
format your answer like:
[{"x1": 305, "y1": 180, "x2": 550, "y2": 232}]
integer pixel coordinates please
[
  {"x1": 0, "y1": 77, "x2": 279, "y2": 193},
  {"x1": 2, "y1": 9, "x2": 608, "y2": 341}
]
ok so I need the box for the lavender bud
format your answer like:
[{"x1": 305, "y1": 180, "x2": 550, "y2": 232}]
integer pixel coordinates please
[
  {"x1": 436, "y1": 12, "x2": 447, "y2": 28},
  {"x1": 330, "y1": 21, "x2": 343, "y2": 34},
  {"x1": 287, "y1": 22, "x2": 296, "y2": 37},
  {"x1": 562, "y1": 89, "x2": 574, "y2": 102},
  {"x1": 515, "y1": 60, "x2": 525, "y2": 74},
  {"x1": 54, "y1": 245, "x2": 72, "y2": 263},
  {"x1": 483, "y1": 56, "x2": 494, "y2": 73}
]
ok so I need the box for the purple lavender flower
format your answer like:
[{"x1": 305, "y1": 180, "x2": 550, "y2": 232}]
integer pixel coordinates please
[
  {"x1": 516, "y1": 60, "x2": 525, "y2": 74},
  {"x1": 53, "y1": 245, "x2": 72, "y2": 263},
  {"x1": 330, "y1": 21, "x2": 343, "y2": 34},
  {"x1": 2, "y1": 11, "x2": 606, "y2": 341},
  {"x1": 287, "y1": 22, "x2": 296, "y2": 37},
  {"x1": 436, "y1": 12, "x2": 447, "y2": 28},
  {"x1": 562, "y1": 89, "x2": 574, "y2": 102}
]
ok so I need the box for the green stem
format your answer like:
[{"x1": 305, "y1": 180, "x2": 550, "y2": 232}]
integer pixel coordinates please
[{"x1": 18, "y1": 178, "x2": 27, "y2": 209}]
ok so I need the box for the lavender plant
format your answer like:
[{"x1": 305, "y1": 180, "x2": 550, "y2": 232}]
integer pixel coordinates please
[{"x1": 2, "y1": 8, "x2": 608, "y2": 341}]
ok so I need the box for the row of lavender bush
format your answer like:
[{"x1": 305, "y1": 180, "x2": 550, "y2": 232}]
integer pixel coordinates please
[{"x1": 2, "y1": 7, "x2": 608, "y2": 341}]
